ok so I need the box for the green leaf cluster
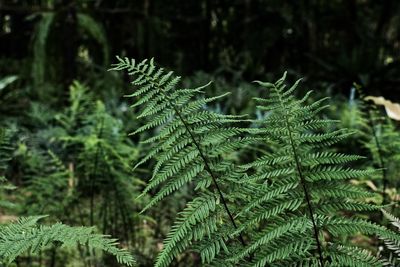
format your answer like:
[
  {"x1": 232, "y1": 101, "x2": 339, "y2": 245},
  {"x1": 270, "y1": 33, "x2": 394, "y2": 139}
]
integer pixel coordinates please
[
  {"x1": 112, "y1": 58, "x2": 400, "y2": 267},
  {"x1": 0, "y1": 121, "x2": 136, "y2": 266}
]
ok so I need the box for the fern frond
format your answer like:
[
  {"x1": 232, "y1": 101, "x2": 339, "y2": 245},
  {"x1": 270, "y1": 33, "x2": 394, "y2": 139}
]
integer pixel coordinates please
[
  {"x1": 378, "y1": 211, "x2": 400, "y2": 265},
  {"x1": 328, "y1": 245, "x2": 385, "y2": 267},
  {"x1": 0, "y1": 216, "x2": 135, "y2": 266},
  {"x1": 351, "y1": 86, "x2": 400, "y2": 204},
  {"x1": 0, "y1": 128, "x2": 13, "y2": 174},
  {"x1": 154, "y1": 194, "x2": 219, "y2": 267},
  {"x1": 232, "y1": 73, "x2": 388, "y2": 266},
  {"x1": 0, "y1": 128, "x2": 15, "y2": 210},
  {"x1": 111, "y1": 57, "x2": 250, "y2": 266}
]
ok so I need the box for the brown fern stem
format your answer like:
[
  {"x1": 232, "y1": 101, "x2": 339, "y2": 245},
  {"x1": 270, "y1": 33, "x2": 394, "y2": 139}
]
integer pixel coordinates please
[{"x1": 164, "y1": 93, "x2": 247, "y2": 247}]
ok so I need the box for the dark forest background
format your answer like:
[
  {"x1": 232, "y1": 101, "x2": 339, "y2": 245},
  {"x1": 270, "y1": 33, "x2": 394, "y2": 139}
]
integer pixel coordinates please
[{"x1": 1, "y1": 0, "x2": 400, "y2": 99}]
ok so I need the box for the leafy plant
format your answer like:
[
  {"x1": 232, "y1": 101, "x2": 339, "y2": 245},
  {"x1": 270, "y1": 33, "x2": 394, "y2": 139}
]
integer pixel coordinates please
[
  {"x1": 229, "y1": 73, "x2": 398, "y2": 266},
  {"x1": 12, "y1": 81, "x2": 157, "y2": 265},
  {"x1": 0, "y1": 127, "x2": 136, "y2": 266},
  {"x1": 378, "y1": 210, "x2": 400, "y2": 266},
  {"x1": 0, "y1": 216, "x2": 135, "y2": 266},
  {"x1": 110, "y1": 57, "x2": 253, "y2": 267},
  {"x1": 0, "y1": 128, "x2": 16, "y2": 211},
  {"x1": 342, "y1": 86, "x2": 400, "y2": 207},
  {"x1": 112, "y1": 58, "x2": 400, "y2": 266}
]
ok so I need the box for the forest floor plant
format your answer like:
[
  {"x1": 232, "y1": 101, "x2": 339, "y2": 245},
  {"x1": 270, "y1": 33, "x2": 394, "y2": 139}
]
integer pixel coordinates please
[
  {"x1": 111, "y1": 57, "x2": 400, "y2": 267},
  {"x1": 0, "y1": 128, "x2": 136, "y2": 266},
  {"x1": 12, "y1": 81, "x2": 158, "y2": 266}
]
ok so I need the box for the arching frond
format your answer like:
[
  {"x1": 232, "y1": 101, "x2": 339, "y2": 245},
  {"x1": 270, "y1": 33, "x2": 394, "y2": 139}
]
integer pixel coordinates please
[
  {"x1": 0, "y1": 216, "x2": 135, "y2": 266},
  {"x1": 230, "y1": 73, "x2": 392, "y2": 266},
  {"x1": 110, "y1": 57, "x2": 251, "y2": 266}
]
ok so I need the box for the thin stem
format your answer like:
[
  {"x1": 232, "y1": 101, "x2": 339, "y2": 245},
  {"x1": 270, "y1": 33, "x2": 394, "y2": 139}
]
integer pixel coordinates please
[
  {"x1": 135, "y1": 66, "x2": 247, "y2": 247},
  {"x1": 366, "y1": 108, "x2": 387, "y2": 204},
  {"x1": 89, "y1": 118, "x2": 104, "y2": 226},
  {"x1": 167, "y1": 95, "x2": 247, "y2": 247},
  {"x1": 88, "y1": 119, "x2": 104, "y2": 267},
  {"x1": 278, "y1": 88, "x2": 324, "y2": 267}
]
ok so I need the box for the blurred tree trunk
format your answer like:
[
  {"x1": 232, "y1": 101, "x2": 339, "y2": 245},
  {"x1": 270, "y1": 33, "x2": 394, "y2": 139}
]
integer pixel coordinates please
[
  {"x1": 375, "y1": 0, "x2": 393, "y2": 36},
  {"x1": 56, "y1": 0, "x2": 77, "y2": 92},
  {"x1": 203, "y1": 0, "x2": 211, "y2": 71},
  {"x1": 143, "y1": 0, "x2": 150, "y2": 59}
]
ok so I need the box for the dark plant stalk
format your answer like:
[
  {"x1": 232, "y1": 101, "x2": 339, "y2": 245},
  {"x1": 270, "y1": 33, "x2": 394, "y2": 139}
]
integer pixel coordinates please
[
  {"x1": 100, "y1": 195, "x2": 109, "y2": 234},
  {"x1": 107, "y1": 162, "x2": 132, "y2": 244},
  {"x1": 87, "y1": 118, "x2": 104, "y2": 267},
  {"x1": 137, "y1": 68, "x2": 247, "y2": 247},
  {"x1": 166, "y1": 94, "x2": 247, "y2": 247},
  {"x1": 356, "y1": 85, "x2": 388, "y2": 204},
  {"x1": 49, "y1": 247, "x2": 57, "y2": 267},
  {"x1": 89, "y1": 118, "x2": 104, "y2": 226},
  {"x1": 278, "y1": 89, "x2": 324, "y2": 267},
  {"x1": 77, "y1": 244, "x2": 89, "y2": 267},
  {"x1": 366, "y1": 108, "x2": 387, "y2": 204}
]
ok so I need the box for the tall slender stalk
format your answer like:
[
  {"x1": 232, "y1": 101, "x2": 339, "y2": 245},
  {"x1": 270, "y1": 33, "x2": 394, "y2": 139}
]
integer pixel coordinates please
[
  {"x1": 366, "y1": 107, "x2": 387, "y2": 204},
  {"x1": 161, "y1": 88, "x2": 247, "y2": 247},
  {"x1": 277, "y1": 86, "x2": 324, "y2": 267}
]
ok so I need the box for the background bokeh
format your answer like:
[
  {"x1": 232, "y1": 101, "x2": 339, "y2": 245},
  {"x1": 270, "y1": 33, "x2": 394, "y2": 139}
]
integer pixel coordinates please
[{"x1": 1, "y1": 0, "x2": 400, "y2": 98}]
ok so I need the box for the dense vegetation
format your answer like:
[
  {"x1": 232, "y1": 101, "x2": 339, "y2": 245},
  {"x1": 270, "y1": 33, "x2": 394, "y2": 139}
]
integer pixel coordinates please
[{"x1": 1, "y1": 1, "x2": 400, "y2": 266}]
